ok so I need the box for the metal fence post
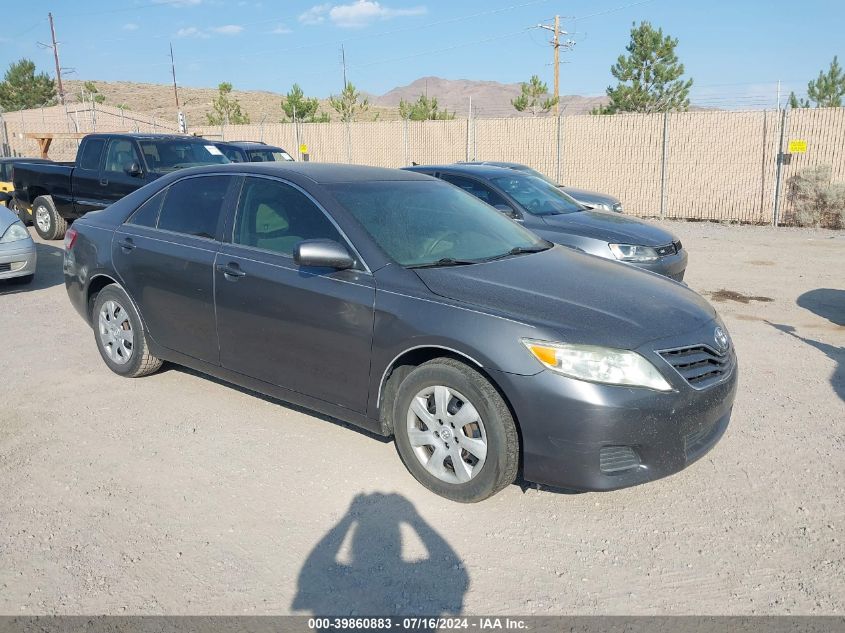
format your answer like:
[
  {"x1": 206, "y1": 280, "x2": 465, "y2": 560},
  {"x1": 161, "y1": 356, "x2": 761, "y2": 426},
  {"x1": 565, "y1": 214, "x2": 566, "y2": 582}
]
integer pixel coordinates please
[
  {"x1": 556, "y1": 113, "x2": 563, "y2": 184},
  {"x1": 345, "y1": 121, "x2": 352, "y2": 164},
  {"x1": 659, "y1": 111, "x2": 669, "y2": 220},
  {"x1": 758, "y1": 110, "x2": 768, "y2": 222},
  {"x1": 772, "y1": 107, "x2": 788, "y2": 227},
  {"x1": 403, "y1": 118, "x2": 409, "y2": 166}
]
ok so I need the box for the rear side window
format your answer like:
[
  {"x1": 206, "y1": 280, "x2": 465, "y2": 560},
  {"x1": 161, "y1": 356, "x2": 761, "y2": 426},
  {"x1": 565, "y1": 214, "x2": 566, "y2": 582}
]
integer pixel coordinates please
[
  {"x1": 232, "y1": 177, "x2": 341, "y2": 256},
  {"x1": 157, "y1": 176, "x2": 232, "y2": 239},
  {"x1": 127, "y1": 189, "x2": 166, "y2": 228},
  {"x1": 78, "y1": 138, "x2": 106, "y2": 171}
]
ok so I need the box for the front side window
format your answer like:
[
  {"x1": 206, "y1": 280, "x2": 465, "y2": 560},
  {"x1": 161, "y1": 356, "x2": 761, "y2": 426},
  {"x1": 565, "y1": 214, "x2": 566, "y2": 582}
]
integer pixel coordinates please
[
  {"x1": 233, "y1": 177, "x2": 341, "y2": 256},
  {"x1": 491, "y1": 174, "x2": 584, "y2": 216},
  {"x1": 103, "y1": 139, "x2": 140, "y2": 174},
  {"x1": 328, "y1": 180, "x2": 548, "y2": 267},
  {"x1": 157, "y1": 176, "x2": 232, "y2": 239},
  {"x1": 439, "y1": 174, "x2": 512, "y2": 210},
  {"x1": 247, "y1": 149, "x2": 295, "y2": 162}
]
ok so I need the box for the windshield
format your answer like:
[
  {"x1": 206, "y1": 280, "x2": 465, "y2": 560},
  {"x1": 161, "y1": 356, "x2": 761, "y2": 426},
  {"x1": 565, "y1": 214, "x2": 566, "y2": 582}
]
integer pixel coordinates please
[
  {"x1": 247, "y1": 149, "x2": 295, "y2": 162},
  {"x1": 491, "y1": 174, "x2": 584, "y2": 215},
  {"x1": 138, "y1": 141, "x2": 230, "y2": 172},
  {"x1": 328, "y1": 180, "x2": 549, "y2": 268},
  {"x1": 507, "y1": 164, "x2": 559, "y2": 186}
]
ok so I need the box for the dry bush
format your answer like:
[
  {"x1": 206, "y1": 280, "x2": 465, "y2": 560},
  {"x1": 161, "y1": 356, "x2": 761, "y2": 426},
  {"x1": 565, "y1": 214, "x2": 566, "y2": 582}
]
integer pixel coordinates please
[{"x1": 786, "y1": 165, "x2": 845, "y2": 228}]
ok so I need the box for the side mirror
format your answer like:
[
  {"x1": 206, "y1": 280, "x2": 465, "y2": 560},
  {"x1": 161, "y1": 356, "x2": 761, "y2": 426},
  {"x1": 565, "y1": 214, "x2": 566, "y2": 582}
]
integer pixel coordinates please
[
  {"x1": 0, "y1": 192, "x2": 11, "y2": 205},
  {"x1": 294, "y1": 239, "x2": 355, "y2": 270},
  {"x1": 126, "y1": 162, "x2": 143, "y2": 177}
]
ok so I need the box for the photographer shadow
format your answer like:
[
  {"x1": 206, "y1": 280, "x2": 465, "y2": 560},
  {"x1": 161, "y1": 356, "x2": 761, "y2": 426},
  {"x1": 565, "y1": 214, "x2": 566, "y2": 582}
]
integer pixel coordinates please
[{"x1": 292, "y1": 493, "x2": 468, "y2": 621}]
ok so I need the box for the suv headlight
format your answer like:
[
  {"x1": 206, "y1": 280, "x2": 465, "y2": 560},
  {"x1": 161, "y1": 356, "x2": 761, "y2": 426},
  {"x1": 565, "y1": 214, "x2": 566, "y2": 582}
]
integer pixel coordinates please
[
  {"x1": 0, "y1": 221, "x2": 29, "y2": 244},
  {"x1": 522, "y1": 338, "x2": 672, "y2": 391},
  {"x1": 608, "y1": 243, "x2": 659, "y2": 262}
]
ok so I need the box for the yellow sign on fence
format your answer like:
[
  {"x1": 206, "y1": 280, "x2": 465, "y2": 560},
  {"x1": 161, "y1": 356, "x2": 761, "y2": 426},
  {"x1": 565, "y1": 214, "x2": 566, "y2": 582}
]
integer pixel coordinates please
[
  {"x1": 299, "y1": 144, "x2": 308, "y2": 154},
  {"x1": 788, "y1": 139, "x2": 807, "y2": 153}
]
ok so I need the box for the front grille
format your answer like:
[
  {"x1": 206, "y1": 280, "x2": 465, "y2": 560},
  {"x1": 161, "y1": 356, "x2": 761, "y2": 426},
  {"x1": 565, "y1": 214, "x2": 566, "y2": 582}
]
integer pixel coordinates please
[
  {"x1": 599, "y1": 446, "x2": 641, "y2": 473},
  {"x1": 655, "y1": 243, "x2": 677, "y2": 257},
  {"x1": 674, "y1": 240, "x2": 683, "y2": 252},
  {"x1": 0, "y1": 263, "x2": 10, "y2": 272},
  {"x1": 658, "y1": 344, "x2": 733, "y2": 389}
]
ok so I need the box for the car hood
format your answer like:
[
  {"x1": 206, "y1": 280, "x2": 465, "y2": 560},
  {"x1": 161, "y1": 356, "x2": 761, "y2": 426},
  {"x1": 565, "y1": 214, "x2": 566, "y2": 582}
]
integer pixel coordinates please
[
  {"x1": 561, "y1": 186, "x2": 619, "y2": 207},
  {"x1": 539, "y1": 210, "x2": 676, "y2": 246},
  {"x1": 414, "y1": 246, "x2": 714, "y2": 350}
]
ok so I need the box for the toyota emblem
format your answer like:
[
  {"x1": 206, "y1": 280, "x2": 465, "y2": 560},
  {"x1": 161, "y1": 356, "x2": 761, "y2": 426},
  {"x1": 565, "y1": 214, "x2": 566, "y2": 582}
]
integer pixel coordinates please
[{"x1": 714, "y1": 326, "x2": 729, "y2": 352}]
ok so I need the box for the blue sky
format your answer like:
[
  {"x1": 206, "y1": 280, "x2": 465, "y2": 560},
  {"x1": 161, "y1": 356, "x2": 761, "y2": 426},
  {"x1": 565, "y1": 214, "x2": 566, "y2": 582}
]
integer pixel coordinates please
[{"x1": 3, "y1": 0, "x2": 843, "y2": 108}]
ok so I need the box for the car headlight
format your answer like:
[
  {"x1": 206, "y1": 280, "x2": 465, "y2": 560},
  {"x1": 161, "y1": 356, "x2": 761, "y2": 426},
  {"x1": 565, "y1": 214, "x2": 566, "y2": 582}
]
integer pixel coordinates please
[
  {"x1": 608, "y1": 243, "x2": 659, "y2": 262},
  {"x1": 522, "y1": 338, "x2": 672, "y2": 391},
  {"x1": 0, "y1": 221, "x2": 29, "y2": 244}
]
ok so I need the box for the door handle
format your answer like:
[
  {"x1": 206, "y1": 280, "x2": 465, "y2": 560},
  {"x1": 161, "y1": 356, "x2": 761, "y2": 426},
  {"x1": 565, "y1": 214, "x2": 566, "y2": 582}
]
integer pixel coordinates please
[
  {"x1": 118, "y1": 237, "x2": 135, "y2": 251},
  {"x1": 100, "y1": 178, "x2": 108, "y2": 186},
  {"x1": 216, "y1": 263, "x2": 246, "y2": 279}
]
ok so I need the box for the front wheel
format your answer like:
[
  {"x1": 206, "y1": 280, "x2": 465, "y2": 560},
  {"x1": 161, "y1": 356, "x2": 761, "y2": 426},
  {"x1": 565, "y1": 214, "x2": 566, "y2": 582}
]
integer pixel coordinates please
[
  {"x1": 92, "y1": 284, "x2": 163, "y2": 378},
  {"x1": 392, "y1": 358, "x2": 519, "y2": 503},
  {"x1": 32, "y1": 195, "x2": 67, "y2": 241}
]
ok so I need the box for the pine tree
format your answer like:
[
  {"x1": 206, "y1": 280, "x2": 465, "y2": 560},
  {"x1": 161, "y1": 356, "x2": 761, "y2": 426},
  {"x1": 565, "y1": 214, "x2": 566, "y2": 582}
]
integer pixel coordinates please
[
  {"x1": 511, "y1": 75, "x2": 557, "y2": 116},
  {"x1": 789, "y1": 57, "x2": 845, "y2": 109},
  {"x1": 593, "y1": 22, "x2": 692, "y2": 114},
  {"x1": 281, "y1": 83, "x2": 330, "y2": 122},
  {"x1": 206, "y1": 82, "x2": 250, "y2": 125},
  {"x1": 329, "y1": 82, "x2": 369, "y2": 123},
  {"x1": 398, "y1": 94, "x2": 454, "y2": 120},
  {"x1": 0, "y1": 59, "x2": 57, "y2": 110}
]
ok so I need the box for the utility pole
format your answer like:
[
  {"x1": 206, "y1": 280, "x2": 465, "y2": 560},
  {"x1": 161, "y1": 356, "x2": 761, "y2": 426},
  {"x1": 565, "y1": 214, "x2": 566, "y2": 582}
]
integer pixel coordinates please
[
  {"x1": 341, "y1": 45, "x2": 348, "y2": 88},
  {"x1": 537, "y1": 16, "x2": 574, "y2": 116},
  {"x1": 48, "y1": 13, "x2": 65, "y2": 105},
  {"x1": 170, "y1": 43, "x2": 186, "y2": 133}
]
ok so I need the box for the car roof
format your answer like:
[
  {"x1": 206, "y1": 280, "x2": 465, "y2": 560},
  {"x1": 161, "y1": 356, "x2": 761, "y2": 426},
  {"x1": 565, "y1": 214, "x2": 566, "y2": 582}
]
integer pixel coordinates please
[
  {"x1": 225, "y1": 141, "x2": 284, "y2": 150},
  {"x1": 403, "y1": 164, "x2": 523, "y2": 178},
  {"x1": 186, "y1": 162, "x2": 437, "y2": 184},
  {"x1": 89, "y1": 133, "x2": 206, "y2": 142}
]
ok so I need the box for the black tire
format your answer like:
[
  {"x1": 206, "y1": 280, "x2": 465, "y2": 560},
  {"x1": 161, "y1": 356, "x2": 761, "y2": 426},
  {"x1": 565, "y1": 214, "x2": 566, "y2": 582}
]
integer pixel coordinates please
[
  {"x1": 31, "y1": 195, "x2": 67, "y2": 241},
  {"x1": 392, "y1": 357, "x2": 519, "y2": 503},
  {"x1": 92, "y1": 284, "x2": 162, "y2": 378},
  {"x1": 10, "y1": 274, "x2": 34, "y2": 285}
]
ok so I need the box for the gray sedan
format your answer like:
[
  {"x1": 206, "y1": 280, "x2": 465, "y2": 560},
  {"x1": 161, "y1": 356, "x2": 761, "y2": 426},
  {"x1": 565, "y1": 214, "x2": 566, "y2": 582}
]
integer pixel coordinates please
[
  {"x1": 462, "y1": 161, "x2": 623, "y2": 213},
  {"x1": 0, "y1": 196, "x2": 36, "y2": 285},
  {"x1": 405, "y1": 164, "x2": 687, "y2": 281}
]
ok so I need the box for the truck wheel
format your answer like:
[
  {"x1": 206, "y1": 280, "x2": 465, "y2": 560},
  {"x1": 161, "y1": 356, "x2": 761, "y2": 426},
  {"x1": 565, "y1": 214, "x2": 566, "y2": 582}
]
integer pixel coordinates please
[{"x1": 32, "y1": 195, "x2": 67, "y2": 241}]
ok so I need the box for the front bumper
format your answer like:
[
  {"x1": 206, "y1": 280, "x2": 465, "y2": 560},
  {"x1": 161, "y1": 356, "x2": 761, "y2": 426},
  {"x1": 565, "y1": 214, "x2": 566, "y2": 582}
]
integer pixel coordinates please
[
  {"x1": 0, "y1": 241, "x2": 37, "y2": 279},
  {"x1": 490, "y1": 321, "x2": 737, "y2": 491},
  {"x1": 629, "y1": 248, "x2": 688, "y2": 281}
]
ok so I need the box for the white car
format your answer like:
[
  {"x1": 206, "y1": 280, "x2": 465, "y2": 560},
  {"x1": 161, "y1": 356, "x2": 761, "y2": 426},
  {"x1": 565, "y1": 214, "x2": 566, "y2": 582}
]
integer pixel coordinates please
[{"x1": 0, "y1": 196, "x2": 36, "y2": 285}]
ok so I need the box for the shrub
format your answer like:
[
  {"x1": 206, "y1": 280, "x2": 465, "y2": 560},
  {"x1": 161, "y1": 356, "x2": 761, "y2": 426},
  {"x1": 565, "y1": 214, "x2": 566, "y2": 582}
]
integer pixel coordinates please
[{"x1": 786, "y1": 165, "x2": 845, "y2": 228}]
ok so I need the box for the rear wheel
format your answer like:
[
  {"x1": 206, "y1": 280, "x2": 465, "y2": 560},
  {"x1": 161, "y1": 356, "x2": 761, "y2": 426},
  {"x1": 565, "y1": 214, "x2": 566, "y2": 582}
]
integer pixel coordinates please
[
  {"x1": 92, "y1": 285, "x2": 162, "y2": 378},
  {"x1": 32, "y1": 195, "x2": 67, "y2": 241},
  {"x1": 392, "y1": 358, "x2": 519, "y2": 502}
]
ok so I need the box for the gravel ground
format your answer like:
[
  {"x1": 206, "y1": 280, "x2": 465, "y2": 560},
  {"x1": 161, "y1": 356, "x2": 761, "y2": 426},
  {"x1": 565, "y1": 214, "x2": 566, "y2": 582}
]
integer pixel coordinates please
[{"x1": 0, "y1": 221, "x2": 842, "y2": 616}]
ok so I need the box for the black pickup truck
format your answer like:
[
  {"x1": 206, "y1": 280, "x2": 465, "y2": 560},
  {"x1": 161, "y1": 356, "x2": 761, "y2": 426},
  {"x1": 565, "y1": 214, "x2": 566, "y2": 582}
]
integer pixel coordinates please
[{"x1": 13, "y1": 133, "x2": 229, "y2": 240}]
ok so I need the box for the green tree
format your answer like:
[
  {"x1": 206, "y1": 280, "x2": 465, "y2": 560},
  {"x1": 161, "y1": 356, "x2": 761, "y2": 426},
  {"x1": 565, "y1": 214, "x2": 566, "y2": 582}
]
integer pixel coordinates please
[
  {"x1": 398, "y1": 94, "x2": 454, "y2": 120},
  {"x1": 80, "y1": 81, "x2": 105, "y2": 104},
  {"x1": 593, "y1": 21, "x2": 692, "y2": 114},
  {"x1": 281, "y1": 83, "x2": 330, "y2": 122},
  {"x1": 329, "y1": 82, "x2": 369, "y2": 123},
  {"x1": 206, "y1": 82, "x2": 250, "y2": 125},
  {"x1": 0, "y1": 58, "x2": 57, "y2": 110},
  {"x1": 788, "y1": 56, "x2": 845, "y2": 109},
  {"x1": 511, "y1": 75, "x2": 557, "y2": 116}
]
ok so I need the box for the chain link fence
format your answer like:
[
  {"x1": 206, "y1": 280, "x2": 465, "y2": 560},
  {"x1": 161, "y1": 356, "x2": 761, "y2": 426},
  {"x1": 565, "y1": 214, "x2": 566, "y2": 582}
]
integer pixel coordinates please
[{"x1": 3, "y1": 104, "x2": 844, "y2": 226}]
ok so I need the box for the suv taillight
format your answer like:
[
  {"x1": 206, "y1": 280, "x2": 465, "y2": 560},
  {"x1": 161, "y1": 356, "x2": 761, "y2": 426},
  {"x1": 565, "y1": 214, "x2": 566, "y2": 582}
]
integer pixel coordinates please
[{"x1": 64, "y1": 227, "x2": 78, "y2": 250}]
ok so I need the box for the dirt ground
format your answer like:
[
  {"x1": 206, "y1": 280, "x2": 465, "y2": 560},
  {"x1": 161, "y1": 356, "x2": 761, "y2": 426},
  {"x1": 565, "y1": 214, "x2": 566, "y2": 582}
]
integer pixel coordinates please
[{"x1": 0, "y1": 221, "x2": 842, "y2": 616}]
